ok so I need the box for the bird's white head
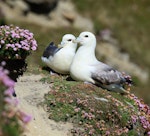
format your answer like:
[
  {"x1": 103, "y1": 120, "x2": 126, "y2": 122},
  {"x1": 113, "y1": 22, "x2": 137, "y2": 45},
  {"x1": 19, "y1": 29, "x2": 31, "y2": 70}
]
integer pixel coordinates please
[
  {"x1": 76, "y1": 31, "x2": 96, "y2": 47},
  {"x1": 60, "y1": 34, "x2": 76, "y2": 47}
]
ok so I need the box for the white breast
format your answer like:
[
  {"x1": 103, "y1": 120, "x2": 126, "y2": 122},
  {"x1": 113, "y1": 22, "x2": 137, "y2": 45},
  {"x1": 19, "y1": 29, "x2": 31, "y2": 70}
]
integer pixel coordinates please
[
  {"x1": 46, "y1": 47, "x2": 75, "y2": 74},
  {"x1": 70, "y1": 46, "x2": 97, "y2": 83}
]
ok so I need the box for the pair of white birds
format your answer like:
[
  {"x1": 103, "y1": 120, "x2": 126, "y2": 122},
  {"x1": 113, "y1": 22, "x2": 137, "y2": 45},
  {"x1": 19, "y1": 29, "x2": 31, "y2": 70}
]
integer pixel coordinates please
[{"x1": 41, "y1": 31, "x2": 132, "y2": 94}]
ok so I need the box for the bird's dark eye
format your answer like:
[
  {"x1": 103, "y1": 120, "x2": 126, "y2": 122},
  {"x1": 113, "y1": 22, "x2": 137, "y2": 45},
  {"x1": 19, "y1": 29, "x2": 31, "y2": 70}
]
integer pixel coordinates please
[
  {"x1": 85, "y1": 35, "x2": 88, "y2": 37},
  {"x1": 68, "y1": 39, "x2": 72, "y2": 41}
]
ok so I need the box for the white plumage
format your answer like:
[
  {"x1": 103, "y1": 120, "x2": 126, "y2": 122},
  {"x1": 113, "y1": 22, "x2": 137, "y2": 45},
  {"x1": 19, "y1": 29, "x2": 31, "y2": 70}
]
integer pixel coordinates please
[
  {"x1": 70, "y1": 32, "x2": 132, "y2": 93},
  {"x1": 41, "y1": 34, "x2": 77, "y2": 74}
]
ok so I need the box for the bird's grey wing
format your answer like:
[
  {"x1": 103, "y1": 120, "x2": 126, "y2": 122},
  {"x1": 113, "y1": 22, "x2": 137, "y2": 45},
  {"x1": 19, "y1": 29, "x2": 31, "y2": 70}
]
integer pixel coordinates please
[
  {"x1": 91, "y1": 63, "x2": 125, "y2": 85},
  {"x1": 42, "y1": 42, "x2": 62, "y2": 58}
]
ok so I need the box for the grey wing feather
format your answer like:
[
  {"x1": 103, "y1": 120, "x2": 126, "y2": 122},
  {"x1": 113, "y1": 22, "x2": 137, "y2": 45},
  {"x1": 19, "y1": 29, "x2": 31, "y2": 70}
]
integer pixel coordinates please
[
  {"x1": 42, "y1": 42, "x2": 62, "y2": 58},
  {"x1": 91, "y1": 63, "x2": 125, "y2": 85}
]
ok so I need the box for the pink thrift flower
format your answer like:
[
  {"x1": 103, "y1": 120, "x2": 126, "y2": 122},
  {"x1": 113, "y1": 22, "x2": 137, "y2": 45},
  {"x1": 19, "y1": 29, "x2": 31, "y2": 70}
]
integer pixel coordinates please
[
  {"x1": 1, "y1": 40, "x2": 5, "y2": 44},
  {"x1": 5, "y1": 31, "x2": 10, "y2": 35},
  {"x1": 20, "y1": 32, "x2": 25, "y2": 37},
  {"x1": 19, "y1": 111, "x2": 32, "y2": 124},
  {"x1": 3, "y1": 77, "x2": 15, "y2": 87},
  {"x1": 131, "y1": 115, "x2": 138, "y2": 124},
  {"x1": 10, "y1": 44, "x2": 15, "y2": 48},
  {"x1": 1, "y1": 61, "x2": 6, "y2": 66},
  {"x1": 4, "y1": 97, "x2": 13, "y2": 104},
  {"x1": 15, "y1": 43, "x2": 21, "y2": 48},
  {"x1": 13, "y1": 47, "x2": 17, "y2": 51},
  {"x1": 3, "y1": 69, "x2": 9, "y2": 75},
  {"x1": 74, "y1": 107, "x2": 80, "y2": 112},
  {"x1": 16, "y1": 26, "x2": 19, "y2": 29},
  {"x1": 105, "y1": 131, "x2": 110, "y2": 135},
  {"x1": 22, "y1": 46, "x2": 29, "y2": 51},
  {"x1": 13, "y1": 98, "x2": 19, "y2": 106},
  {"x1": 31, "y1": 46, "x2": 37, "y2": 51},
  {"x1": 0, "y1": 25, "x2": 37, "y2": 59},
  {"x1": 31, "y1": 40, "x2": 37, "y2": 46},
  {"x1": 4, "y1": 87, "x2": 15, "y2": 96},
  {"x1": 11, "y1": 31, "x2": 17, "y2": 38},
  {"x1": 6, "y1": 43, "x2": 11, "y2": 48}
]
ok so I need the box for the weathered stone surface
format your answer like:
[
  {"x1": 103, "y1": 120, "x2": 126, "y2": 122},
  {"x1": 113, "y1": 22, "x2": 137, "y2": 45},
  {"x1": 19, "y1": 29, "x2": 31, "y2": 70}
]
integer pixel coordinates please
[
  {"x1": 49, "y1": 0, "x2": 94, "y2": 31},
  {"x1": 0, "y1": 0, "x2": 94, "y2": 31}
]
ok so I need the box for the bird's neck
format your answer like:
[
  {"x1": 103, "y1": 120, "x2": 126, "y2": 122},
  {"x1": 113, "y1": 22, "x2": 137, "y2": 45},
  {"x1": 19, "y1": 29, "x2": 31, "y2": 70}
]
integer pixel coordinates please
[
  {"x1": 75, "y1": 44, "x2": 98, "y2": 64},
  {"x1": 64, "y1": 44, "x2": 77, "y2": 52}
]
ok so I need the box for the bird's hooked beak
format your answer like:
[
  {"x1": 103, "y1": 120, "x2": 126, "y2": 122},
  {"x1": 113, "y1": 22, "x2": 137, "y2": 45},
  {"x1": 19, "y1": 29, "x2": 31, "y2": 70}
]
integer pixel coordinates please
[
  {"x1": 60, "y1": 41, "x2": 66, "y2": 47},
  {"x1": 73, "y1": 37, "x2": 82, "y2": 44}
]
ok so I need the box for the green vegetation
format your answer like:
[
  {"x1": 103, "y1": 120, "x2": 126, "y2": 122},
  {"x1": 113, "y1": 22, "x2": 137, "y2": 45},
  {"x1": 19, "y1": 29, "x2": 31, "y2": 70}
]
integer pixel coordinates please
[{"x1": 42, "y1": 74, "x2": 147, "y2": 135}]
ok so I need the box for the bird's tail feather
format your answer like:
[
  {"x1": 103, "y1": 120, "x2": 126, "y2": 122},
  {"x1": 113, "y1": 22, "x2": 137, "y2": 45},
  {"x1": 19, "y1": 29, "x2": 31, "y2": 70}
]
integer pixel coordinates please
[{"x1": 96, "y1": 83, "x2": 128, "y2": 94}]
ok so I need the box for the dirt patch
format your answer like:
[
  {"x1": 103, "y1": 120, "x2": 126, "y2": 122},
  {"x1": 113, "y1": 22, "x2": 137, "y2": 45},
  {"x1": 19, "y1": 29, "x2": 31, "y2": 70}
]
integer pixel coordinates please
[{"x1": 15, "y1": 74, "x2": 73, "y2": 136}]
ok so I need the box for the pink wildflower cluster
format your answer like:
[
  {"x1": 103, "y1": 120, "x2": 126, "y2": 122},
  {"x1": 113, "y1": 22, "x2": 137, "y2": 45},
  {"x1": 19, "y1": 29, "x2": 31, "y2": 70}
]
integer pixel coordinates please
[
  {"x1": 75, "y1": 98, "x2": 95, "y2": 120},
  {"x1": 76, "y1": 98, "x2": 88, "y2": 107},
  {"x1": 129, "y1": 94, "x2": 150, "y2": 135},
  {"x1": 81, "y1": 110, "x2": 95, "y2": 120},
  {"x1": 0, "y1": 25, "x2": 37, "y2": 59},
  {"x1": 0, "y1": 63, "x2": 32, "y2": 136}
]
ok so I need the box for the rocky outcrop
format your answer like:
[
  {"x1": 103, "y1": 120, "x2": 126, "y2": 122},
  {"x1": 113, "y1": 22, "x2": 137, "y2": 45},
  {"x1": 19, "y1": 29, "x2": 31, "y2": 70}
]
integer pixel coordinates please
[{"x1": 0, "y1": 0, "x2": 94, "y2": 31}]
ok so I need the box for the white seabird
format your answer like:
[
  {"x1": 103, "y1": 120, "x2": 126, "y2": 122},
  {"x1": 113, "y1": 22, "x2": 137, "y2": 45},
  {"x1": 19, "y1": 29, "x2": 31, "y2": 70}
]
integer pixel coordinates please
[
  {"x1": 70, "y1": 31, "x2": 132, "y2": 93},
  {"x1": 41, "y1": 34, "x2": 77, "y2": 74}
]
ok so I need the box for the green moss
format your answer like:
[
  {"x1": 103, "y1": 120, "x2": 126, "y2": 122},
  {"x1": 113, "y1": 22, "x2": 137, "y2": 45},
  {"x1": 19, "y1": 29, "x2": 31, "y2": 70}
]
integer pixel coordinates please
[{"x1": 48, "y1": 103, "x2": 75, "y2": 122}]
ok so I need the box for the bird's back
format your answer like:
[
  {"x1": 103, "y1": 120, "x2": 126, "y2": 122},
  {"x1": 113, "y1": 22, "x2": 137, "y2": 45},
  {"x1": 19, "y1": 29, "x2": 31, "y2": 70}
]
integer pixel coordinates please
[{"x1": 42, "y1": 42, "x2": 62, "y2": 59}]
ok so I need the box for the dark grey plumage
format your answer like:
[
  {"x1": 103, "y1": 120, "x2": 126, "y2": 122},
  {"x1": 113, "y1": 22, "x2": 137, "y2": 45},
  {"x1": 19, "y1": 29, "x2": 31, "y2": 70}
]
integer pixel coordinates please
[
  {"x1": 92, "y1": 65, "x2": 123, "y2": 84},
  {"x1": 91, "y1": 62, "x2": 132, "y2": 93},
  {"x1": 42, "y1": 42, "x2": 62, "y2": 58}
]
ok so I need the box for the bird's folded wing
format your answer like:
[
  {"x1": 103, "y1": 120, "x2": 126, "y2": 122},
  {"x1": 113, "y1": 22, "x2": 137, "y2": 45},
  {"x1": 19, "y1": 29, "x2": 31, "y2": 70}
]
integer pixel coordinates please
[
  {"x1": 91, "y1": 63, "x2": 124, "y2": 85},
  {"x1": 42, "y1": 42, "x2": 62, "y2": 58}
]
